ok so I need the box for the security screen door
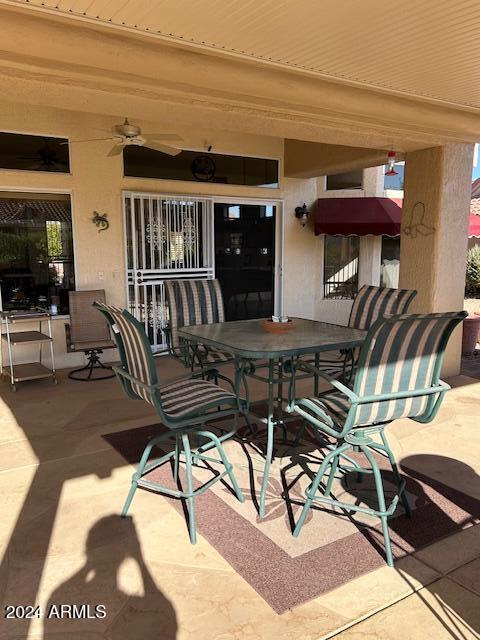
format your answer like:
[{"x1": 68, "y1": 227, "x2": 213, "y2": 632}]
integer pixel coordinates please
[{"x1": 123, "y1": 192, "x2": 214, "y2": 351}]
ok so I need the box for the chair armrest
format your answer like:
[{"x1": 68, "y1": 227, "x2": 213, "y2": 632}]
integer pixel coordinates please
[
  {"x1": 112, "y1": 365, "x2": 215, "y2": 391},
  {"x1": 357, "y1": 381, "x2": 450, "y2": 404},
  {"x1": 111, "y1": 365, "x2": 158, "y2": 391},
  {"x1": 296, "y1": 359, "x2": 360, "y2": 403}
]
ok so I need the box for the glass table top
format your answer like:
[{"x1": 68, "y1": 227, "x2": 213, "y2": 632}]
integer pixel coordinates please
[{"x1": 178, "y1": 317, "x2": 367, "y2": 359}]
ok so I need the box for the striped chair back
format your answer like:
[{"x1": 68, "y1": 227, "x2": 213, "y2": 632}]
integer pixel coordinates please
[
  {"x1": 348, "y1": 286, "x2": 417, "y2": 331},
  {"x1": 94, "y1": 302, "x2": 157, "y2": 404},
  {"x1": 164, "y1": 279, "x2": 225, "y2": 349},
  {"x1": 352, "y1": 311, "x2": 467, "y2": 426}
]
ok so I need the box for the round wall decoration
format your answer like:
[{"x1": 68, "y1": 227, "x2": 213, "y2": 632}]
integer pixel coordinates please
[{"x1": 191, "y1": 155, "x2": 216, "y2": 181}]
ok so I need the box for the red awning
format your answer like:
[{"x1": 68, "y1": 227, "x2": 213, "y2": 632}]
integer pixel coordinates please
[
  {"x1": 469, "y1": 213, "x2": 480, "y2": 238},
  {"x1": 314, "y1": 197, "x2": 402, "y2": 237},
  {"x1": 314, "y1": 196, "x2": 480, "y2": 238}
]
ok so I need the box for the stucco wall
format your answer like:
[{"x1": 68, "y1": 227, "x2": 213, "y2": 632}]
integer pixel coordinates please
[
  {"x1": 0, "y1": 99, "x2": 388, "y2": 372},
  {"x1": 313, "y1": 167, "x2": 384, "y2": 324},
  {"x1": 0, "y1": 99, "x2": 319, "y2": 368}
]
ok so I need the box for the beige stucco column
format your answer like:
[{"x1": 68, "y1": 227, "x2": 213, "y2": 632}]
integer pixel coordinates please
[{"x1": 399, "y1": 143, "x2": 474, "y2": 377}]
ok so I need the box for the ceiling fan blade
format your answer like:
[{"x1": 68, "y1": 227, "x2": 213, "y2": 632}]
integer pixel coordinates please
[
  {"x1": 143, "y1": 133, "x2": 184, "y2": 142},
  {"x1": 144, "y1": 140, "x2": 182, "y2": 156},
  {"x1": 107, "y1": 144, "x2": 125, "y2": 157},
  {"x1": 62, "y1": 137, "x2": 113, "y2": 145}
]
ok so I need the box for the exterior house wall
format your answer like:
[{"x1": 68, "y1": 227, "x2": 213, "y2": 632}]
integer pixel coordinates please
[
  {"x1": 312, "y1": 166, "x2": 384, "y2": 325},
  {"x1": 0, "y1": 100, "x2": 408, "y2": 374},
  {"x1": 0, "y1": 99, "x2": 320, "y2": 368}
]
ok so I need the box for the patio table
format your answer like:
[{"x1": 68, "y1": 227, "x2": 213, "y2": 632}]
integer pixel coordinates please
[{"x1": 178, "y1": 317, "x2": 366, "y2": 518}]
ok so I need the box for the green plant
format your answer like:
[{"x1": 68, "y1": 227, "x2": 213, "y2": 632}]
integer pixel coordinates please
[{"x1": 465, "y1": 245, "x2": 480, "y2": 297}]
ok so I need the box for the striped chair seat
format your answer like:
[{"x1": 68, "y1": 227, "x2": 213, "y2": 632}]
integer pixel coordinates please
[
  {"x1": 300, "y1": 311, "x2": 466, "y2": 430},
  {"x1": 164, "y1": 278, "x2": 234, "y2": 371},
  {"x1": 161, "y1": 378, "x2": 237, "y2": 419},
  {"x1": 92, "y1": 302, "x2": 245, "y2": 546},
  {"x1": 290, "y1": 311, "x2": 467, "y2": 566},
  {"x1": 306, "y1": 391, "x2": 351, "y2": 426},
  {"x1": 348, "y1": 285, "x2": 417, "y2": 331},
  {"x1": 303, "y1": 285, "x2": 417, "y2": 382}
]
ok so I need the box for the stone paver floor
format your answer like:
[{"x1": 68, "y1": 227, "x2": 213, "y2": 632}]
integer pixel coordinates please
[{"x1": 0, "y1": 359, "x2": 479, "y2": 639}]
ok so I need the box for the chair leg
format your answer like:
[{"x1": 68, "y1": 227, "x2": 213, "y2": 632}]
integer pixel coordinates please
[
  {"x1": 68, "y1": 349, "x2": 115, "y2": 381},
  {"x1": 198, "y1": 430, "x2": 245, "y2": 504},
  {"x1": 362, "y1": 446, "x2": 394, "y2": 567},
  {"x1": 173, "y1": 433, "x2": 181, "y2": 483},
  {"x1": 324, "y1": 453, "x2": 340, "y2": 497},
  {"x1": 380, "y1": 431, "x2": 411, "y2": 518},
  {"x1": 181, "y1": 433, "x2": 197, "y2": 544},
  {"x1": 121, "y1": 481, "x2": 138, "y2": 518},
  {"x1": 121, "y1": 433, "x2": 169, "y2": 517},
  {"x1": 293, "y1": 444, "x2": 349, "y2": 537}
]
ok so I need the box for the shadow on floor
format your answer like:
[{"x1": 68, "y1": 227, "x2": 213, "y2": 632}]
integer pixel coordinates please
[
  {"x1": 0, "y1": 368, "x2": 166, "y2": 639},
  {"x1": 42, "y1": 515, "x2": 177, "y2": 639},
  {"x1": 330, "y1": 452, "x2": 479, "y2": 559}
]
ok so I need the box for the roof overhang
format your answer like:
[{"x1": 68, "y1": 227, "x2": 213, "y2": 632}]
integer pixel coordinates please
[
  {"x1": 0, "y1": 4, "x2": 479, "y2": 152},
  {"x1": 2, "y1": 0, "x2": 480, "y2": 113}
]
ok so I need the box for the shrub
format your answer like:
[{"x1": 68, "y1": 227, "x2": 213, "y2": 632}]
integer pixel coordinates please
[{"x1": 465, "y1": 245, "x2": 480, "y2": 297}]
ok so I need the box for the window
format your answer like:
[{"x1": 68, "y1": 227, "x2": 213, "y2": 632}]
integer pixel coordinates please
[
  {"x1": 124, "y1": 147, "x2": 279, "y2": 187},
  {"x1": 324, "y1": 236, "x2": 359, "y2": 299},
  {"x1": 380, "y1": 236, "x2": 401, "y2": 288},
  {"x1": 384, "y1": 163, "x2": 405, "y2": 190},
  {"x1": 326, "y1": 170, "x2": 363, "y2": 191},
  {"x1": 0, "y1": 132, "x2": 70, "y2": 172},
  {"x1": 0, "y1": 193, "x2": 75, "y2": 314}
]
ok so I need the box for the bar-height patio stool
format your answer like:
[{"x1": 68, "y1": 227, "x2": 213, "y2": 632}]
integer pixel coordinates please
[
  {"x1": 93, "y1": 301, "x2": 245, "y2": 544},
  {"x1": 66, "y1": 290, "x2": 116, "y2": 380},
  {"x1": 164, "y1": 278, "x2": 234, "y2": 377},
  {"x1": 311, "y1": 285, "x2": 417, "y2": 382},
  {"x1": 289, "y1": 310, "x2": 467, "y2": 566}
]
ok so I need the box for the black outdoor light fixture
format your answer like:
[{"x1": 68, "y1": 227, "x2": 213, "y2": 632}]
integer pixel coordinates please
[{"x1": 295, "y1": 202, "x2": 309, "y2": 226}]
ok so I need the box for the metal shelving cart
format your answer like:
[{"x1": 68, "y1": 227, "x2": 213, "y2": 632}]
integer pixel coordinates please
[{"x1": 0, "y1": 310, "x2": 57, "y2": 391}]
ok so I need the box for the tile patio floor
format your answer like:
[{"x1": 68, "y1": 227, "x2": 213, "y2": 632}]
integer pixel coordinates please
[{"x1": 0, "y1": 357, "x2": 479, "y2": 639}]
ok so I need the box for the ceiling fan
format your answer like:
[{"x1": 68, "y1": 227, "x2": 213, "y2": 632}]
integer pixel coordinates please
[
  {"x1": 17, "y1": 139, "x2": 69, "y2": 171},
  {"x1": 68, "y1": 119, "x2": 184, "y2": 157}
]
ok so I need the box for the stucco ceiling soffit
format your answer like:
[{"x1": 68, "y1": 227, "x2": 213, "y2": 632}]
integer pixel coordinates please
[
  {"x1": 0, "y1": 50, "x2": 473, "y2": 150},
  {"x1": 2, "y1": 0, "x2": 480, "y2": 113},
  {"x1": 0, "y1": 8, "x2": 479, "y2": 148},
  {"x1": 284, "y1": 141, "x2": 402, "y2": 178}
]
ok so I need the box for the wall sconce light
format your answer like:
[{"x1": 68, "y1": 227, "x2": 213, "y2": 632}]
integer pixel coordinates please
[
  {"x1": 295, "y1": 203, "x2": 309, "y2": 226},
  {"x1": 385, "y1": 151, "x2": 398, "y2": 176}
]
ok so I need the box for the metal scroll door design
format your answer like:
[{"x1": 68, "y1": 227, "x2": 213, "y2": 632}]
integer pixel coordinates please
[{"x1": 124, "y1": 194, "x2": 214, "y2": 351}]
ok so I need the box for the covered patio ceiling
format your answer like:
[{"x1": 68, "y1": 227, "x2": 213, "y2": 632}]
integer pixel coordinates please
[
  {"x1": 0, "y1": 0, "x2": 480, "y2": 166},
  {"x1": 2, "y1": 0, "x2": 480, "y2": 112}
]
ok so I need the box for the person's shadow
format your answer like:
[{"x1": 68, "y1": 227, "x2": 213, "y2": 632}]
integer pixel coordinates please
[{"x1": 43, "y1": 515, "x2": 177, "y2": 639}]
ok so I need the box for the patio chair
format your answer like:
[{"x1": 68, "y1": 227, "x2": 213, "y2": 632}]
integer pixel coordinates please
[
  {"x1": 66, "y1": 290, "x2": 116, "y2": 381},
  {"x1": 288, "y1": 310, "x2": 467, "y2": 566},
  {"x1": 93, "y1": 301, "x2": 245, "y2": 544},
  {"x1": 311, "y1": 285, "x2": 417, "y2": 382},
  {"x1": 164, "y1": 278, "x2": 233, "y2": 376}
]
